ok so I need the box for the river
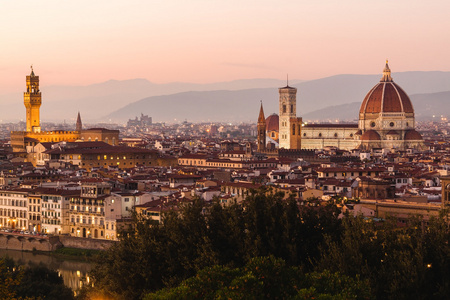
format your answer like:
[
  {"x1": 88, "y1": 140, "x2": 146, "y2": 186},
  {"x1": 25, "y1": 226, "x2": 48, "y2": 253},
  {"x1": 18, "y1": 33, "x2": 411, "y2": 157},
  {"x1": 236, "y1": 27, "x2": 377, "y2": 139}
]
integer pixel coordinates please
[{"x1": 0, "y1": 249, "x2": 92, "y2": 294}]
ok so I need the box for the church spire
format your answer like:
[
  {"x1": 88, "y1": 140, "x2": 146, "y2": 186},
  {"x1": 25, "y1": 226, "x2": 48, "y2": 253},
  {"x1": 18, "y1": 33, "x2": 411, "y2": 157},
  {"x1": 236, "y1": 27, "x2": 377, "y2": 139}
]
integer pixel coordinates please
[
  {"x1": 76, "y1": 111, "x2": 82, "y2": 131},
  {"x1": 258, "y1": 101, "x2": 266, "y2": 124},
  {"x1": 380, "y1": 60, "x2": 393, "y2": 82},
  {"x1": 257, "y1": 101, "x2": 266, "y2": 152}
]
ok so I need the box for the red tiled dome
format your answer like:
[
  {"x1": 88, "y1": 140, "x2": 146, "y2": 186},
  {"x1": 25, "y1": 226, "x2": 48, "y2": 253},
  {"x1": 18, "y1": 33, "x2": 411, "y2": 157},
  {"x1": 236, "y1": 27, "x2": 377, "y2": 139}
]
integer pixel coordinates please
[
  {"x1": 266, "y1": 114, "x2": 279, "y2": 132},
  {"x1": 404, "y1": 130, "x2": 423, "y2": 140},
  {"x1": 361, "y1": 130, "x2": 381, "y2": 141},
  {"x1": 359, "y1": 62, "x2": 414, "y2": 115}
]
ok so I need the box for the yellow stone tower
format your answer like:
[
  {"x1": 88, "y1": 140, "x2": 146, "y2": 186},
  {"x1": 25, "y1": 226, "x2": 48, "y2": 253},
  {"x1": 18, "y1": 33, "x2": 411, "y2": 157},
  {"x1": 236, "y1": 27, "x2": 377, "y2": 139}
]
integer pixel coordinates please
[{"x1": 24, "y1": 66, "x2": 41, "y2": 133}]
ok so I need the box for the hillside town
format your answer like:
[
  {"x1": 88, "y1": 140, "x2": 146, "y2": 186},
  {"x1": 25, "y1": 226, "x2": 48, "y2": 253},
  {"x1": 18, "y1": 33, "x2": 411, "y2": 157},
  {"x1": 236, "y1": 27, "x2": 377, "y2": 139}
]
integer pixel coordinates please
[
  {"x1": 2, "y1": 65, "x2": 450, "y2": 245},
  {"x1": 1, "y1": 117, "x2": 450, "y2": 241}
]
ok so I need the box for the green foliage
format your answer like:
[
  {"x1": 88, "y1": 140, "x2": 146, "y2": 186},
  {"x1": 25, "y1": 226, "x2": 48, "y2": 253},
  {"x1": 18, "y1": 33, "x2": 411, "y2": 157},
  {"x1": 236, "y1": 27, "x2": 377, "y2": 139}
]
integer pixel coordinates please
[
  {"x1": 144, "y1": 256, "x2": 371, "y2": 300},
  {"x1": 53, "y1": 247, "x2": 100, "y2": 258},
  {"x1": 88, "y1": 188, "x2": 450, "y2": 300},
  {"x1": 90, "y1": 191, "x2": 342, "y2": 299},
  {"x1": 15, "y1": 265, "x2": 74, "y2": 300},
  {"x1": 317, "y1": 214, "x2": 450, "y2": 300},
  {"x1": 0, "y1": 258, "x2": 23, "y2": 300}
]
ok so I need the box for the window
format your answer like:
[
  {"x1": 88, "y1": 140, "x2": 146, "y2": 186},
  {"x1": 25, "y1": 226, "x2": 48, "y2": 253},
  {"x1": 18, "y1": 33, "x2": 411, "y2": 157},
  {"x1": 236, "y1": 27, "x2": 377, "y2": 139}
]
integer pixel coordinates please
[
  {"x1": 290, "y1": 104, "x2": 293, "y2": 113},
  {"x1": 283, "y1": 105, "x2": 286, "y2": 113}
]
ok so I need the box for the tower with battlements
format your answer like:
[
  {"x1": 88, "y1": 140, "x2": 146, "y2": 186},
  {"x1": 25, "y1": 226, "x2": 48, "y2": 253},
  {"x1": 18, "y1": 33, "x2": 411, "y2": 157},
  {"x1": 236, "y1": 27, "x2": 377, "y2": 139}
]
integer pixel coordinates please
[{"x1": 24, "y1": 67, "x2": 42, "y2": 133}]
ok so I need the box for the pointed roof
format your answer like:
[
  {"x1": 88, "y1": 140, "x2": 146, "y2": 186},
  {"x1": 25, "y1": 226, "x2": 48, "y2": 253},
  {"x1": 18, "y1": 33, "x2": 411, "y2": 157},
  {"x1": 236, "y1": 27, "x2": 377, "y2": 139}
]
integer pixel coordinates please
[
  {"x1": 76, "y1": 111, "x2": 83, "y2": 131},
  {"x1": 380, "y1": 60, "x2": 393, "y2": 82},
  {"x1": 258, "y1": 102, "x2": 266, "y2": 124},
  {"x1": 30, "y1": 65, "x2": 35, "y2": 77}
]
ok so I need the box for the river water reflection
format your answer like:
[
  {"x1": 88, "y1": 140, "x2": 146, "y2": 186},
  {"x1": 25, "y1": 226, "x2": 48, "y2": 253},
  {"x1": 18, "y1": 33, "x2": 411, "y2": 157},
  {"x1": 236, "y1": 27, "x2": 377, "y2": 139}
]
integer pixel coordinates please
[{"x1": 0, "y1": 249, "x2": 92, "y2": 293}]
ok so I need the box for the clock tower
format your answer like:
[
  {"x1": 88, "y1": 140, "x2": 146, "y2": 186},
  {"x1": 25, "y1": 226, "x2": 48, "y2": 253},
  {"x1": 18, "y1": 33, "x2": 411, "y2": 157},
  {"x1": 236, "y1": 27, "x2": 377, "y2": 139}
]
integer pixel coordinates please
[{"x1": 24, "y1": 66, "x2": 42, "y2": 133}]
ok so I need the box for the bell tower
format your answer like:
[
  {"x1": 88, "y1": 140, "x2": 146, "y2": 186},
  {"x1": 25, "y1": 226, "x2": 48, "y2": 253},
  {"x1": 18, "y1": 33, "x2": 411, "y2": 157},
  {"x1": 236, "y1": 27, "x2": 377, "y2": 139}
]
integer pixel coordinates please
[
  {"x1": 257, "y1": 102, "x2": 266, "y2": 152},
  {"x1": 24, "y1": 66, "x2": 42, "y2": 133},
  {"x1": 278, "y1": 80, "x2": 297, "y2": 149}
]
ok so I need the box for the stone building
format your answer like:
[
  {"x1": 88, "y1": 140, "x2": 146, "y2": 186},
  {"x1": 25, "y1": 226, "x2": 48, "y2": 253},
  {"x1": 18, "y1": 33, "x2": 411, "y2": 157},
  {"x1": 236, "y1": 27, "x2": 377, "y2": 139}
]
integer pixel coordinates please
[
  {"x1": 68, "y1": 182, "x2": 111, "y2": 239},
  {"x1": 261, "y1": 62, "x2": 425, "y2": 152},
  {"x1": 10, "y1": 68, "x2": 119, "y2": 154},
  {"x1": 302, "y1": 61, "x2": 424, "y2": 151},
  {"x1": 0, "y1": 188, "x2": 29, "y2": 230},
  {"x1": 11, "y1": 68, "x2": 81, "y2": 152},
  {"x1": 278, "y1": 84, "x2": 302, "y2": 149}
]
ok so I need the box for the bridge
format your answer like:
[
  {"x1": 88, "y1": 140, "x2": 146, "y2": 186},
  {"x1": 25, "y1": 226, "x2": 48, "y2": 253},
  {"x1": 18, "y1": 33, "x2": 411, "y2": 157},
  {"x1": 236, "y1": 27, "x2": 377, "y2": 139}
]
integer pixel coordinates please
[{"x1": 0, "y1": 232, "x2": 62, "y2": 252}]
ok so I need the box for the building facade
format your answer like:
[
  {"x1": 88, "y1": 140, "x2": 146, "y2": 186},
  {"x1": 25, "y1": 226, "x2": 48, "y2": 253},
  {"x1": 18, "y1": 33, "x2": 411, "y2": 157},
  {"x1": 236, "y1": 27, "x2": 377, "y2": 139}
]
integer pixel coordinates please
[
  {"x1": 262, "y1": 62, "x2": 424, "y2": 152},
  {"x1": 10, "y1": 68, "x2": 120, "y2": 154}
]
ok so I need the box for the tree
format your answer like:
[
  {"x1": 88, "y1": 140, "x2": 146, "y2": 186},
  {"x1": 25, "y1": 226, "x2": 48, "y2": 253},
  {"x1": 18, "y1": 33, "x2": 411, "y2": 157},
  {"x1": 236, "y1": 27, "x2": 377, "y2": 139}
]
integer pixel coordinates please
[
  {"x1": 89, "y1": 191, "x2": 344, "y2": 299},
  {"x1": 0, "y1": 258, "x2": 23, "y2": 300},
  {"x1": 15, "y1": 265, "x2": 74, "y2": 300},
  {"x1": 144, "y1": 256, "x2": 372, "y2": 300},
  {"x1": 317, "y1": 213, "x2": 450, "y2": 300}
]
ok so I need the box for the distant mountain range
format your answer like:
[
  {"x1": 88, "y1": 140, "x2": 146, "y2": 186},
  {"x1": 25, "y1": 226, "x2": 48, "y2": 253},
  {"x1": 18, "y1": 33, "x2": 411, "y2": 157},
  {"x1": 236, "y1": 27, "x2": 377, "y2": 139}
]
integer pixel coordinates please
[
  {"x1": 2, "y1": 71, "x2": 450, "y2": 123},
  {"x1": 0, "y1": 78, "x2": 299, "y2": 123}
]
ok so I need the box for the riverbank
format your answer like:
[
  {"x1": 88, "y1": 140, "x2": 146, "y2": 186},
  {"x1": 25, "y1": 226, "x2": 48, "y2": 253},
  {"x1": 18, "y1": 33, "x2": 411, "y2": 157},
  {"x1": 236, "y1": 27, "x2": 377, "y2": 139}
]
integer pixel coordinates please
[
  {"x1": 0, "y1": 232, "x2": 116, "y2": 252},
  {"x1": 35, "y1": 247, "x2": 102, "y2": 262}
]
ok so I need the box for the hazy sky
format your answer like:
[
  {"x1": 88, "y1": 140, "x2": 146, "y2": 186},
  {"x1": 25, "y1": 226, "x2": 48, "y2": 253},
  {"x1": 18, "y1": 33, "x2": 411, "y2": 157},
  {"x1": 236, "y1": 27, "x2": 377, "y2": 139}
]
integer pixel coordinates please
[{"x1": 1, "y1": 0, "x2": 450, "y2": 92}]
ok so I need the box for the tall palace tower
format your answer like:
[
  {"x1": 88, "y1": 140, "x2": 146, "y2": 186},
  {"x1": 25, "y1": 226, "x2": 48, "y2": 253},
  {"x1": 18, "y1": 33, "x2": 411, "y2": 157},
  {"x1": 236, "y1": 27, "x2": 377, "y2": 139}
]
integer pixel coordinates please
[
  {"x1": 24, "y1": 66, "x2": 42, "y2": 133},
  {"x1": 278, "y1": 83, "x2": 302, "y2": 149}
]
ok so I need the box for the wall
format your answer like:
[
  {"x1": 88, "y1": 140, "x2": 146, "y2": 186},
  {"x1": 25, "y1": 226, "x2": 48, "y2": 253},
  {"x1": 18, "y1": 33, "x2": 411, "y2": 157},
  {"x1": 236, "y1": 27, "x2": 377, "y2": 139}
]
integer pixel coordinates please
[
  {"x1": 0, "y1": 234, "x2": 61, "y2": 251},
  {"x1": 0, "y1": 233, "x2": 116, "y2": 252},
  {"x1": 58, "y1": 236, "x2": 116, "y2": 250}
]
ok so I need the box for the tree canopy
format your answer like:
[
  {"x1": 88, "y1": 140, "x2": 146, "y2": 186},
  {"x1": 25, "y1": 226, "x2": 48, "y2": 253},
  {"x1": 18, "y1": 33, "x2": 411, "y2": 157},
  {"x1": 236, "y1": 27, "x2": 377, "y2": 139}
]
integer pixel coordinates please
[{"x1": 84, "y1": 189, "x2": 450, "y2": 300}]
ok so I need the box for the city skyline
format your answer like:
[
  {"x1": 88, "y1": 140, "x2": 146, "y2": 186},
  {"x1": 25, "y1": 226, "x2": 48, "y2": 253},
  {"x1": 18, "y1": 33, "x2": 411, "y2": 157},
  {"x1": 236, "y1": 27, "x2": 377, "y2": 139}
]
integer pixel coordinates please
[{"x1": 1, "y1": 0, "x2": 450, "y2": 93}]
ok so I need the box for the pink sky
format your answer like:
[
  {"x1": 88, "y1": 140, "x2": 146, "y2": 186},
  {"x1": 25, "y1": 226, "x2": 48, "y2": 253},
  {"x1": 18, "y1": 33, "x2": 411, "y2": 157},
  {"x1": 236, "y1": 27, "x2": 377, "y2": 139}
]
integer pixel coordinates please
[{"x1": 1, "y1": 0, "x2": 450, "y2": 92}]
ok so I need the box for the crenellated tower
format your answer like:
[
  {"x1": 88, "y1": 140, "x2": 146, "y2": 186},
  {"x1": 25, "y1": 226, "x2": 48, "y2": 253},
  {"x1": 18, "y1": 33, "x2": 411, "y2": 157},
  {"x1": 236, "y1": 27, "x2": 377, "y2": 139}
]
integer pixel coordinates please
[
  {"x1": 24, "y1": 66, "x2": 42, "y2": 133},
  {"x1": 257, "y1": 102, "x2": 266, "y2": 152}
]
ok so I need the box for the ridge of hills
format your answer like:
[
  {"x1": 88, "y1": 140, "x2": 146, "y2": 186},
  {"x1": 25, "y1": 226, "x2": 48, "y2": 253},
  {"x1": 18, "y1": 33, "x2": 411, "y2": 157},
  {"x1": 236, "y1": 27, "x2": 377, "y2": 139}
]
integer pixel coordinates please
[
  {"x1": 0, "y1": 78, "x2": 298, "y2": 122},
  {"x1": 2, "y1": 71, "x2": 450, "y2": 123},
  {"x1": 105, "y1": 71, "x2": 450, "y2": 123}
]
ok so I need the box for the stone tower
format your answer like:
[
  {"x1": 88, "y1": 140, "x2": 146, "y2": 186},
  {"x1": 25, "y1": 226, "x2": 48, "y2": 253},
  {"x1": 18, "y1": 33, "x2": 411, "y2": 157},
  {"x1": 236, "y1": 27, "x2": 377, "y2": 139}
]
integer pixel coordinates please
[
  {"x1": 278, "y1": 83, "x2": 297, "y2": 149},
  {"x1": 24, "y1": 66, "x2": 42, "y2": 133},
  {"x1": 257, "y1": 102, "x2": 266, "y2": 152},
  {"x1": 76, "y1": 112, "x2": 83, "y2": 132}
]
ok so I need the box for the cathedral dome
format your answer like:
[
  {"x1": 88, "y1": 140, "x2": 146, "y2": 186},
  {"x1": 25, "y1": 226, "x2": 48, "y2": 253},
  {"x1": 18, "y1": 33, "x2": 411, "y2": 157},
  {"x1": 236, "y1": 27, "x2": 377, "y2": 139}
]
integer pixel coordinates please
[
  {"x1": 404, "y1": 130, "x2": 423, "y2": 140},
  {"x1": 361, "y1": 130, "x2": 381, "y2": 141},
  {"x1": 266, "y1": 114, "x2": 279, "y2": 132},
  {"x1": 359, "y1": 62, "x2": 414, "y2": 115}
]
